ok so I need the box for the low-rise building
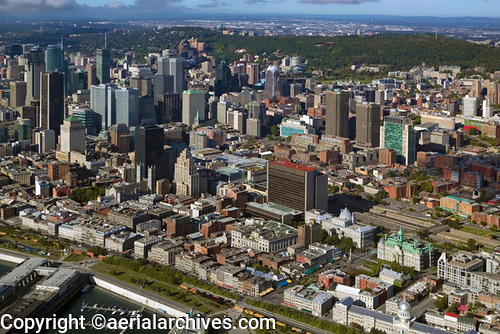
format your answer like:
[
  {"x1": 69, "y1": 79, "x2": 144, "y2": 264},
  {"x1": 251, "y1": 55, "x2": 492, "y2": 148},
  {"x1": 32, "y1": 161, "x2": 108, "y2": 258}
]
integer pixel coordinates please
[{"x1": 283, "y1": 285, "x2": 333, "y2": 316}]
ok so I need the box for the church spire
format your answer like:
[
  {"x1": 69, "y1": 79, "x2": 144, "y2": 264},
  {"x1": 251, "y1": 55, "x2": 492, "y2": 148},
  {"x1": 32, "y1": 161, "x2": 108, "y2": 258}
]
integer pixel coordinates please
[{"x1": 397, "y1": 227, "x2": 404, "y2": 242}]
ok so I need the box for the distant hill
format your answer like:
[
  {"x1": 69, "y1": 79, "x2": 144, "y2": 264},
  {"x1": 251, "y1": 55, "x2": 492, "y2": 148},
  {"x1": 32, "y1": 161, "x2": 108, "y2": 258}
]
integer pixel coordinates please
[{"x1": 199, "y1": 32, "x2": 500, "y2": 73}]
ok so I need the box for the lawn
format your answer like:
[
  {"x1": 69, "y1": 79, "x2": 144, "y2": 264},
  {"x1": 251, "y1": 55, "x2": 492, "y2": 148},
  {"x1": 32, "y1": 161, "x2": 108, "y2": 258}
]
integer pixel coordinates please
[
  {"x1": 64, "y1": 252, "x2": 91, "y2": 262},
  {"x1": 92, "y1": 262, "x2": 222, "y2": 314},
  {"x1": 460, "y1": 226, "x2": 492, "y2": 237}
]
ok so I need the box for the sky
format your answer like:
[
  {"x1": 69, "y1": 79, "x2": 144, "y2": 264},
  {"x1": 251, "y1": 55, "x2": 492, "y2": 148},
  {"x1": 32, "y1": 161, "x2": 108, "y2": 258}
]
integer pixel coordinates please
[{"x1": 0, "y1": 0, "x2": 498, "y2": 19}]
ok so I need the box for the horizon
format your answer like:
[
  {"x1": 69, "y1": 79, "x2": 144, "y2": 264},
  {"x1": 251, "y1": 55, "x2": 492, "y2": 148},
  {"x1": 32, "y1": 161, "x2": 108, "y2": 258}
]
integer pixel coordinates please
[{"x1": 0, "y1": 0, "x2": 499, "y2": 20}]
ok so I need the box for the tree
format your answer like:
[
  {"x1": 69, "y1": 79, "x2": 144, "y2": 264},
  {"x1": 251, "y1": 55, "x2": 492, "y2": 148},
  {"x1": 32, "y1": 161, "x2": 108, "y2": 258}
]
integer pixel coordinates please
[
  {"x1": 468, "y1": 127, "x2": 477, "y2": 135},
  {"x1": 434, "y1": 295, "x2": 448, "y2": 311},
  {"x1": 490, "y1": 225, "x2": 498, "y2": 232},
  {"x1": 467, "y1": 238, "x2": 477, "y2": 251},
  {"x1": 419, "y1": 181, "x2": 433, "y2": 193},
  {"x1": 448, "y1": 302, "x2": 461, "y2": 314}
]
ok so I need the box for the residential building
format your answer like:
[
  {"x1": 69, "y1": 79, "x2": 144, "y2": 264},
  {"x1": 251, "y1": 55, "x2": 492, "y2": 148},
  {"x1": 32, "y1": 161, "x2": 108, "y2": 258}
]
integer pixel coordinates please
[
  {"x1": 283, "y1": 285, "x2": 333, "y2": 316},
  {"x1": 326, "y1": 90, "x2": 349, "y2": 138}
]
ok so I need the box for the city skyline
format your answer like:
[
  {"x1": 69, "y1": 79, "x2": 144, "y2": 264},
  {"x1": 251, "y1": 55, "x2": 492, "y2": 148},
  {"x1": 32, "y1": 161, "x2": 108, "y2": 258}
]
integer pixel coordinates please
[{"x1": 0, "y1": 0, "x2": 499, "y2": 19}]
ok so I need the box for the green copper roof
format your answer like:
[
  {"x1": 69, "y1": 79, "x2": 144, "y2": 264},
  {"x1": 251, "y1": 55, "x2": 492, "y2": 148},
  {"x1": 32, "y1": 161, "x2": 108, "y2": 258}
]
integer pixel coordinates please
[{"x1": 65, "y1": 115, "x2": 82, "y2": 123}]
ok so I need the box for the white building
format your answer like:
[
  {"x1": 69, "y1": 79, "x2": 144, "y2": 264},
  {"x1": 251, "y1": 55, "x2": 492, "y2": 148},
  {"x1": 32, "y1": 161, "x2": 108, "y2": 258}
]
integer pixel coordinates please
[
  {"x1": 333, "y1": 297, "x2": 453, "y2": 334},
  {"x1": 283, "y1": 285, "x2": 333, "y2": 317}
]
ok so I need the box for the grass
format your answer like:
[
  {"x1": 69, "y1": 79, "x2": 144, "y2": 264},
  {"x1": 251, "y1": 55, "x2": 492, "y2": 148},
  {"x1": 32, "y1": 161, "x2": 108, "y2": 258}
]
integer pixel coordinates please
[
  {"x1": 93, "y1": 262, "x2": 223, "y2": 314},
  {"x1": 459, "y1": 226, "x2": 492, "y2": 237},
  {"x1": 64, "y1": 252, "x2": 91, "y2": 262}
]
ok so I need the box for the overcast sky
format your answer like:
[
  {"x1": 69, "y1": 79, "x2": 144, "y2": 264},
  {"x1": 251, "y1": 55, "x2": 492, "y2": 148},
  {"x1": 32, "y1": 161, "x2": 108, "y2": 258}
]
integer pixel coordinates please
[{"x1": 0, "y1": 0, "x2": 498, "y2": 19}]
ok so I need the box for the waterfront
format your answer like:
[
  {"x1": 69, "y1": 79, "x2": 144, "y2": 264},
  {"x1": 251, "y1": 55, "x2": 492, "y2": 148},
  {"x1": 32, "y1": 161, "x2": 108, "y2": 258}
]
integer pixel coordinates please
[
  {"x1": 0, "y1": 260, "x2": 16, "y2": 276},
  {"x1": 48, "y1": 286, "x2": 169, "y2": 334}
]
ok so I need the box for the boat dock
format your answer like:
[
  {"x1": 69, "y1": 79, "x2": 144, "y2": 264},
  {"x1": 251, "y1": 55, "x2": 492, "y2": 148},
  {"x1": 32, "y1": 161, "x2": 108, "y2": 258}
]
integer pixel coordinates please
[{"x1": 80, "y1": 302, "x2": 144, "y2": 317}]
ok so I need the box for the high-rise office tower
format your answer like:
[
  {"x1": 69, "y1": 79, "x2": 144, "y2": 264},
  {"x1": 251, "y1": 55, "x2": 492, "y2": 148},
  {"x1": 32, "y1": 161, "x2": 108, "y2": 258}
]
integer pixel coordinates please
[
  {"x1": 158, "y1": 93, "x2": 182, "y2": 124},
  {"x1": 25, "y1": 49, "x2": 45, "y2": 104},
  {"x1": 215, "y1": 60, "x2": 232, "y2": 96},
  {"x1": 173, "y1": 148, "x2": 200, "y2": 198},
  {"x1": 182, "y1": 89, "x2": 205, "y2": 127},
  {"x1": 297, "y1": 223, "x2": 322, "y2": 248},
  {"x1": 130, "y1": 77, "x2": 152, "y2": 97},
  {"x1": 115, "y1": 87, "x2": 139, "y2": 128},
  {"x1": 40, "y1": 72, "x2": 65, "y2": 135},
  {"x1": 267, "y1": 160, "x2": 328, "y2": 213},
  {"x1": 483, "y1": 99, "x2": 493, "y2": 118},
  {"x1": 45, "y1": 44, "x2": 64, "y2": 72},
  {"x1": 73, "y1": 70, "x2": 88, "y2": 92},
  {"x1": 135, "y1": 125, "x2": 165, "y2": 180},
  {"x1": 6, "y1": 59, "x2": 20, "y2": 80},
  {"x1": 90, "y1": 84, "x2": 116, "y2": 131},
  {"x1": 109, "y1": 123, "x2": 130, "y2": 153},
  {"x1": 247, "y1": 63, "x2": 260, "y2": 85},
  {"x1": 217, "y1": 101, "x2": 230, "y2": 124},
  {"x1": 485, "y1": 80, "x2": 499, "y2": 105},
  {"x1": 264, "y1": 65, "x2": 280, "y2": 99},
  {"x1": 96, "y1": 48, "x2": 111, "y2": 84},
  {"x1": 248, "y1": 101, "x2": 267, "y2": 125},
  {"x1": 59, "y1": 115, "x2": 86, "y2": 153},
  {"x1": 9, "y1": 81, "x2": 27, "y2": 108},
  {"x1": 326, "y1": 90, "x2": 349, "y2": 138},
  {"x1": 380, "y1": 115, "x2": 416, "y2": 165},
  {"x1": 463, "y1": 95, "x2": 479, "y2": 117},
  {"x1": 34, "y1": 129, "x2": 56, "y2": 153},
  {"x1": 158, "y1": 56, "x2": 185, "y2": 94},
  {"x1": 86, "y1": 64, "x2": 98, "y2": 89},
  {"x1": 153, "y1": 74, "x2": 175, "y2": 123},
  {"x1": 356, "y1": 102, "x2": 381, "y2": 148}
]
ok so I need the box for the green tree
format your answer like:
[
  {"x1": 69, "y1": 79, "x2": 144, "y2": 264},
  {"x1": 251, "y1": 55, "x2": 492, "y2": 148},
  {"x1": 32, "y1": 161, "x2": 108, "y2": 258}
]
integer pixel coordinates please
[
  {"x1": 448, "y1": 302, "x2": 461, "y2": 314},
  {"x1": 468, "y1": 127, "x2": 477, "y2": 135},
  {"x1": 434, "y1": 295, "x2": 448, "y2": 311},
  {"x1": 467, "y1": 238, "x2": 477, "y2": 251},
  {"x1": 419, "y1": 181, "x2": 433, "y2": 193}
]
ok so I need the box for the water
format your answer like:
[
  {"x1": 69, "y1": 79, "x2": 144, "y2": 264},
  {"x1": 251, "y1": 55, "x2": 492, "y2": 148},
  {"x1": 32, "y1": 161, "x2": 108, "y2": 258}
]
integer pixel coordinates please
[
  {"x1": 0, "y1": 260, "x2": 16, "y2": 276},
  {"x1": 48, "y1": 286, "x2": 170, "y2": 334}
]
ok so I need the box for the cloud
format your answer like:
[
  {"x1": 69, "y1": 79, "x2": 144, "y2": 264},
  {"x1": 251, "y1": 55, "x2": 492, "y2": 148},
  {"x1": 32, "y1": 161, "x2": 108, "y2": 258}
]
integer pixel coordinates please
[
  {"x1": 106, "y1": 1, "x2": 125, "y2": 9},
  {"x1": 299, "y1": 0, "x2": 378, "y2": 3},
  {"x1": 198, "y1": 0, "x2": 228, "y2": 8},
  {"x1": 0, "y1": 0, "x2": 80, "y2": 12}
]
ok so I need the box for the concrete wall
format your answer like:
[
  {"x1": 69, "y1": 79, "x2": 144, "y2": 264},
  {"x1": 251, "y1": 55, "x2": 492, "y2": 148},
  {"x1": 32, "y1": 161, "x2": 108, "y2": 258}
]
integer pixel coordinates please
[
  {"x1": 91, "y1": 276, "x2": 187, "y2": 318},
  {"x1": 0, "y1": 252, "x2": 28, "y2": 264}
]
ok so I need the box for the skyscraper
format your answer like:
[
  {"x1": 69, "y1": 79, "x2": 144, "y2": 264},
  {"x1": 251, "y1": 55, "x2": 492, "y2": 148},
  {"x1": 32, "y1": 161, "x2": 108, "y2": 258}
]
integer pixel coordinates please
[
  {"x1": 115, "y1": 87, "x2": 139, "y2": 128},
  {"x1": 264, "y1": 65, "x2": 280, "y2": 99},
  {"x1": 182, "y1": 89, "x2": 205, "y2": 127},
  {"x1": 109, "y1": 123, "x2": 130, "y2": 153},
  {"x1": 86, "y1": 64, "x2": 98, "y2": 89},
  {"x1": 9, "y1": 81, "x2": 27, "y2": 108},
  {"x1": 247, "y1": 63, "x2": 261, "y2": 85},
  {"x1": 40, "y1": 72, "x2": 65, "y2": 135},
  {"x1": 380, "y1": 115, "x2": 416, "y2": 165},
  {"x1": 267, "y1": 160, "x2": 327, "y2": 213},
  {"x1": 356, "y1": 102, "x2": 381, "y2": 148},
  {"x1": 135, "y1": 125, "x2": 165, "y2": 180},
  {"x1": 326, "y1": 90, "x2": 349, "y2": 138},
  {"x1": 25, "y1": 49, "x2": 45, "y2": 104},
  {"x1": 90, "y1": 84, "x2": 116, "y2": 131},
  {"x1": 248, "y1": 101, "x2": 267, "y2": 126},
  {"x1": 214, "y1": 60, "x2": 231, "y2": 96},
  {"x1": 158, "y1": 56, "x2": 185, "y2": 94},
  {"x1": 59, "y1": 115, "x2": 86, "y2": 153},
  {"x1": 96, "y1": 48, "x2": 111, "y2": 84},
  {"x1": 173, "y1": 148, "x2": 200, "y2": 198},
  {"x1": 45, "y1": 44, "x2": 64, "y2": 72},
  {"x1": 463, "y1": 95, "x2": 479, "y2": 117}
]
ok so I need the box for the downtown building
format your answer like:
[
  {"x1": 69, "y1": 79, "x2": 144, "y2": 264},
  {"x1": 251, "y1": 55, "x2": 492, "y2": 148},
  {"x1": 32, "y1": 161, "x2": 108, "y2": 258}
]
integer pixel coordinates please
[
  {"x1": 267, "y1": 161, "x2": 327, "y2": 213},
  {"x1": 377, "y1": 228, "x2": 434, "y2": 271},
  {"x1": 380, "y1": 115, "x2": 416, "y2": 165}
]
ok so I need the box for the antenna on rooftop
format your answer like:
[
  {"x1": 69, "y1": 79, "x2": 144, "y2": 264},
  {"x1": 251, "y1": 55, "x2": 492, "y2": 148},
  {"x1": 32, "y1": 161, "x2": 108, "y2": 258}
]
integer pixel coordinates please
[
  {"x1": 105, "y1": 32, "x2": 107, "y2": 49},
  {"x1": 61, "y1": 35, "x2": 64, "y2": 51}
]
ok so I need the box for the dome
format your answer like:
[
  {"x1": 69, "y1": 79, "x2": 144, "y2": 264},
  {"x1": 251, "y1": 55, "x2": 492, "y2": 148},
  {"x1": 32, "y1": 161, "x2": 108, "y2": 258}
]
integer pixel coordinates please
[
  {"x1": 339, "y1": 207, "x2": 352, "y2": 221},
  {"x1": 399, "y1": 301, "x2": 411, "y2": 312}
]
